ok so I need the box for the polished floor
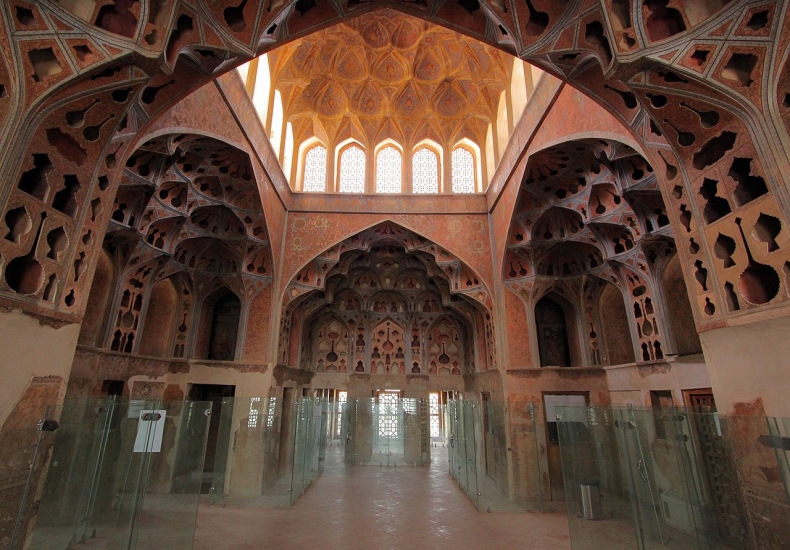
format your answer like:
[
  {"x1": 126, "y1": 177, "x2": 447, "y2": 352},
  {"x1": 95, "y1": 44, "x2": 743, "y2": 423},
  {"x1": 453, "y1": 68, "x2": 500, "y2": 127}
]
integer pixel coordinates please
[{"x1": 192, "y1": 446, "x2": 571, "y2": 550}]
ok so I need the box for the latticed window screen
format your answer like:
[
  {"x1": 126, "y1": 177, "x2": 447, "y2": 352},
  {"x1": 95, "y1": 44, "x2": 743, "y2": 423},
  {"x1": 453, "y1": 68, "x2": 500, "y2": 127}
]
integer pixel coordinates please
[
  {"x1": 451, "y1": 148, "x2": 475, "y2": 193},
  {"x1": 266, "y1": 397, "x2": 276, "y2": 427},
  {"x1": 336, "y1": 390, "x2": 347, "y2": 437},
  {"x1": 339, "y1": 145, "x2": 366, "y2": 193},
  {"x1": 412, "y1": 148, "x2": 439, "y2": 193},
  {"x1": 302, "y1": 145, "x2": 327, "y2": 192},
  {"x1": 248, "y1": 397, "x2": 261, "y2": 428},
  {"x1": 376, "y1": 146, "x2": 402, "y2": 193},
  {"x1": 429, "y1": 393, "x2": 441, "y2": 438},
  {"x1": 378, "y1": 392, "x2": 400, "y2": 438}
]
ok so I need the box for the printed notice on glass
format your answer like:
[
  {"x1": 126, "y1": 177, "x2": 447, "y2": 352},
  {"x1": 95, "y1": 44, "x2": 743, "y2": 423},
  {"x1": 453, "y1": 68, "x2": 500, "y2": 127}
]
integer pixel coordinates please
[
  {"x1": 133, "y1": 410, "x2": 166, "y2": 453},
  {"x1": 127, "y1": 400, "x2": 145, "y2": 419}
]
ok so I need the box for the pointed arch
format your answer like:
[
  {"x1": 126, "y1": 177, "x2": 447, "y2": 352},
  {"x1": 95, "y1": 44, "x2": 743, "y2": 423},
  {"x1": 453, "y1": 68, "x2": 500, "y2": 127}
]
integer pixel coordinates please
[
  {"x1": 451, "y1": 139, "x2": 481, "y2": 193},
  {"x1": 412, "y1": 139, "x2": 442, "y2": 194},
  {"x1": 375, "y1": 139, "x2": 403, "y2": 194},
  {"x1": 336, "y1": 139, "x2": 366, "y2": 193},
  {"x1": 297, "y1": 137, "x2": 328, "y2": 192}
]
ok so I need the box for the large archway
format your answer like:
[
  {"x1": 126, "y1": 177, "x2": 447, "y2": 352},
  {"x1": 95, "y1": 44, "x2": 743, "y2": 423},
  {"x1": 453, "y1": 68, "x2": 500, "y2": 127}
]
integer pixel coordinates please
[
  {"x1": 76, "y1": 133, "x2": 273, "y2": 361},
  {"x1": 0, "y1": 1, "x2": 788, "y2": 344},
  {"x1": 278, "y1": 221, "x2": 495, "y2": 381}
]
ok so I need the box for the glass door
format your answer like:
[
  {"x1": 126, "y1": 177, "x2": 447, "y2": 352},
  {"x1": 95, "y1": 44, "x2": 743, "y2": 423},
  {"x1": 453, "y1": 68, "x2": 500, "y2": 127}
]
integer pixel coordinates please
[
  {"x1": 447, "y1": 399, "x2": 462, "y2": 482},
  {"x1": 461, "y1": 400, "x2": 479, "y2": 508},
  {"x1": 612, "y1": 408, "x2": 666, "y2": 548}
]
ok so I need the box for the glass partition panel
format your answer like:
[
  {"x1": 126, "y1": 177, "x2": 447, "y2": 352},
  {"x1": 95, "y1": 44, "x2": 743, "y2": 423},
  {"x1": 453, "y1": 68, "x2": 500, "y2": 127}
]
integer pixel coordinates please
[
  {"x1": 768, "y1": 417, "x2": 790, "y2": 502},
  {"x1": 32, "y1": 399, "x2": 148, "y2": 549},
  {"x1": 205, "y1": 396, "x2": 301, "y2": 508},
  {"x1": 476, "y1": 399, "x2": 540, "y2": 512},
  {"x1": 342, "y1": 398, "x2": 429, "y2": 467},
  {"x1": 30, "y1": 398, "x2": 212, "y2": 550},
  {"x1": 447, "y1": 399, "x2": 463, "y2": 484},
  {"x1": 557, "y1": 405, "x2": 638, "y2": 550},
  {"x1": 133, "y1": 399, "x2": 212, "y2": 550},
  {"x1": 558, "y1": 406, "x2": 790, "y2": 550},
  {"x1": 207, "y1": 396, "x2": 235, "y2": 505},
  {"x1": 290, "y1": 397, "x2": 326, "y2": 503},
  {"x1": 290, "y1": 398, "x2": 308, "y2": 503},
  {"x1": 461, "y1": 400, "x2": 479, "y2": 508},
  {"x1": 3, "y1": 423, "x2": 57, "y2": 550},
  {"x1": 717, "y1": 413, "x2": 789, "y2": 548}
]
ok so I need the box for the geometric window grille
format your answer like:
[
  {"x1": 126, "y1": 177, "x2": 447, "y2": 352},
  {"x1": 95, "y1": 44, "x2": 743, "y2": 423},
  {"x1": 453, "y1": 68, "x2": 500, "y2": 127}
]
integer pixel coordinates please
[
  {"x1": 339, "y1": 145, "x2": 366, "y2": 193},
  {"x1": 412, "y1": 148, "x2": 439, "y2": 193},
  {"x1": 303, "y1": 145, "x2": 327, "y2": 192},
  {"x1": 336, "y1": 390, "x2": 348, "y2": 438},
  {"x1": 377, "y1": 391, "x2": 400, "y2": 438},
  {"x1": 451, "y1": 147, "x2": 475, "y2": 193},
  {"x1": 376, "y1": 146, "x2": 402, "y2": 193},
  {"x1": 266, "y1": 397, "x2": 277, "y2": 427},
  {"x1": 429, "y1": 392, "x2": 441, "y2": 438},
  {"x1": 248, "y1": 397, "x2": 261, "y2": 428}
]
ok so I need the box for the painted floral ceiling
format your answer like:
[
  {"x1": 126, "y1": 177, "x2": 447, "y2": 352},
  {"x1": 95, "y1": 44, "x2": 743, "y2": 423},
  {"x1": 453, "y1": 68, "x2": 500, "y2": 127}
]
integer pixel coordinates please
[{"x1": 266, "y1": 9, "x2": 513, "y2": 149}]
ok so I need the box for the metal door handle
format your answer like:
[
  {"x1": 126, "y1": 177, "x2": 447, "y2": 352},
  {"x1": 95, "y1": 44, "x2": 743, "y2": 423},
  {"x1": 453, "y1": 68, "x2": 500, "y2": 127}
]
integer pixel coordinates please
[{"x1": 637, "y1": 458, "x2": 649, "y2": 482}]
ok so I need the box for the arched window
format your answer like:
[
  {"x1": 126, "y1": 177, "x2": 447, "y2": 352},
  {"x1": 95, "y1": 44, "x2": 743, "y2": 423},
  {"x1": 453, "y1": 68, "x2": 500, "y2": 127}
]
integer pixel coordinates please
[
  {"x1": 302, "y1": 145, "x2": 327, "y2": 192},
  {"x1": 376, "y1": 146, "x2": 402, "y2": 193},
  {"x1": 451, "y1": 147, "x2": 476, "y2": 193},
  {"x1": 412, "y1": 148, "x2": 439, "y2": 193},
  {"x1": 339, "y1": 145, "x2": 365, "y2": 193}
]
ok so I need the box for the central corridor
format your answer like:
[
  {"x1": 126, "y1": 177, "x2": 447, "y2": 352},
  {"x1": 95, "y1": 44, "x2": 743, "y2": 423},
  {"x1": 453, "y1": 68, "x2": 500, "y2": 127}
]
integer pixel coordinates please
[{"x1": 193, "y1": 446, "x2": 571, "y2": 549}]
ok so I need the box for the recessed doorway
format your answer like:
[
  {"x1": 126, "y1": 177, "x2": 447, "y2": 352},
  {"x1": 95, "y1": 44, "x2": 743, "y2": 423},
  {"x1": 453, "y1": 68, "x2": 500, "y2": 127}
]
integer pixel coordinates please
[
  {"x1": 543, "y1": 392, "x2": 588, "y2": 501},
  {"x1": 188, "y1": 383, "x2": 235, "y2": 493}
]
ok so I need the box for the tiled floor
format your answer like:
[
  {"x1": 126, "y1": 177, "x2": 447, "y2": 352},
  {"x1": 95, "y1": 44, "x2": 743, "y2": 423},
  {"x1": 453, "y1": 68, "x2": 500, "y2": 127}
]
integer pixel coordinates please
[{"x1": 193, "y1": 446, "x2": 572, "y2": 550}]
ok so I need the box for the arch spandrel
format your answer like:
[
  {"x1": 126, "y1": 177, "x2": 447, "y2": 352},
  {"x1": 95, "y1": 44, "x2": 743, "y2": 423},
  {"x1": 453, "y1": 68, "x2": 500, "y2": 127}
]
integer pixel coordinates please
[{"x1": 280, "y1": 216, "x2": 493, "y2": 302}]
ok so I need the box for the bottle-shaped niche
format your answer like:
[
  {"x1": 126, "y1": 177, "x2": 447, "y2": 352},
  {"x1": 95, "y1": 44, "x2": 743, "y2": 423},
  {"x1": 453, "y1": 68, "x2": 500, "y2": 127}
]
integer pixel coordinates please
[
  {"x1": 6, "y1": 212, "x2": 47, "y2": 295},
  {"x1": 438, "y1": 343, "x2": 450, "y2": 365},
  {"x1": 326, "y1": 341, "x2": 338, "y2": 362}
]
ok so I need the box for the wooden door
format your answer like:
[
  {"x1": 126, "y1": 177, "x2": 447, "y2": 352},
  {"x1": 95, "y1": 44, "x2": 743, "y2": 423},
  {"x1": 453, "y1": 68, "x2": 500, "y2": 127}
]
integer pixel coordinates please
[{"x1": 684, "y1": 390, "x2": 749, "y2": 546}]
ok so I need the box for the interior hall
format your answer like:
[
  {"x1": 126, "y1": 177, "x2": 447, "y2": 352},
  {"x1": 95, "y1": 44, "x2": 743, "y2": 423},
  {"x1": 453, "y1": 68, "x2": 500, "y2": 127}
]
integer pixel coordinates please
[{"x1": 0, "y1": 1, "x2": 789, "y2": 549}]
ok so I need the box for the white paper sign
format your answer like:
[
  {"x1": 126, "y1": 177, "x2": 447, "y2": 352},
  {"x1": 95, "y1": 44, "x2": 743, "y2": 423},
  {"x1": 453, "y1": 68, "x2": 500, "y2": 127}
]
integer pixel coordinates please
[
  {"x1": 133, "y1": 410, "x2": 166, "y2": 453},
  {"x1": 128, "y1": 400, "x2": 145, "y2": 419}
]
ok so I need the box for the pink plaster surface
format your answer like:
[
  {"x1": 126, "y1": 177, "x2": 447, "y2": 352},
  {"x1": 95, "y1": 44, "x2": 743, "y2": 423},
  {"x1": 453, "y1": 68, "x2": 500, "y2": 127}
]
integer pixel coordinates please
[{"x1": 278, "y1": 213, "x2": 494, "y2": 299}]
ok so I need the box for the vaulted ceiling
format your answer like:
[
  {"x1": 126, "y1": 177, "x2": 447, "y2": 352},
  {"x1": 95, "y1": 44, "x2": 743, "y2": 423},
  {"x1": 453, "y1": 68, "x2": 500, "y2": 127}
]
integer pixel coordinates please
[{"x1": 266, "y1": 9, "x2": 514, "y2": 150}]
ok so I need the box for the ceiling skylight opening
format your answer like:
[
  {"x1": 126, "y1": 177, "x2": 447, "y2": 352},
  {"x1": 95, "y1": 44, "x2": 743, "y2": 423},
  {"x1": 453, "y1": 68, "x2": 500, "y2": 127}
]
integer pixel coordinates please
[{"x1": 235, "y1": 10, "x2": 545, "y2": 194}]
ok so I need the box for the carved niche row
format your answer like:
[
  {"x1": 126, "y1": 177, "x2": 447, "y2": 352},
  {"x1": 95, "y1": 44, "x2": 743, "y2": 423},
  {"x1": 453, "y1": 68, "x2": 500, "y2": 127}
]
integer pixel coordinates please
[
  {"x1": 504, "y1": 139, "x2": 698, "y2": 363},
  {"x1": 279, "y1": 224, "x2": 491, "y2": 374},
  {"x1": 299, "y1": 247, "x2": 470, "y2": 376},
  {"x1": 90, "y1": 134, "x2": 271, "y2": 357},
  {"x1": 1, "y1": 0, "x2": 789, "y2": 334}
]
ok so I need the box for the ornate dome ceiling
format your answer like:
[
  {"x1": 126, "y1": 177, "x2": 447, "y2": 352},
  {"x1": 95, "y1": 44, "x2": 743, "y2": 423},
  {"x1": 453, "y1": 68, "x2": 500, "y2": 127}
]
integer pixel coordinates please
[{"x1": 267, "y1": 9, "x2": 513, "y2": 149}]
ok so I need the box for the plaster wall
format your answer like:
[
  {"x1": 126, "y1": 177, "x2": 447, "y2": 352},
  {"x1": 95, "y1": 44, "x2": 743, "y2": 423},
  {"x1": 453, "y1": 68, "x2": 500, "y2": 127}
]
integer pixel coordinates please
[
  {"x1": 0, "y1": 309, "x2": 79, "y2": 426},
  {"x1": 68, "y1": 347, "x2": 272, "y2": 400},
  {"x1": 139, "y1": 77, "x2": 288, "y2": 277},
  {"x1": 309, "y1": 373, "x2": 464, "y2": 398},
  {"x1": 605, "y1": 354, "x2": 711, "y2": 408},
  {"x1": 700, "y1": 316, "x2": 790, "y2": 417}
]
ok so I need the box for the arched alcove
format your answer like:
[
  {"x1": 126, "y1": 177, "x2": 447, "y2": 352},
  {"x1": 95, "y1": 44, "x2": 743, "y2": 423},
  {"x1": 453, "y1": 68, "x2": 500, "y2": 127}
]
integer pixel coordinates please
[
  {"x1": 598, "y1": 283, "x2": 636, "y2": 365},
  {"x1": 196, "y1": 288, "x2": 242, "y2": 361},
  {"x1": 78, "y1": 248, "x2": 114, "y2": 347},
  {"x1": 536, "y1": 294, "x2": 575, "y2": 367},
  {"x1": 662, "y1": 255, "x2": 703, "y2": 355},
  {"x1": 138, "y1": 278, "x2": 178, "y2": 357}
]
